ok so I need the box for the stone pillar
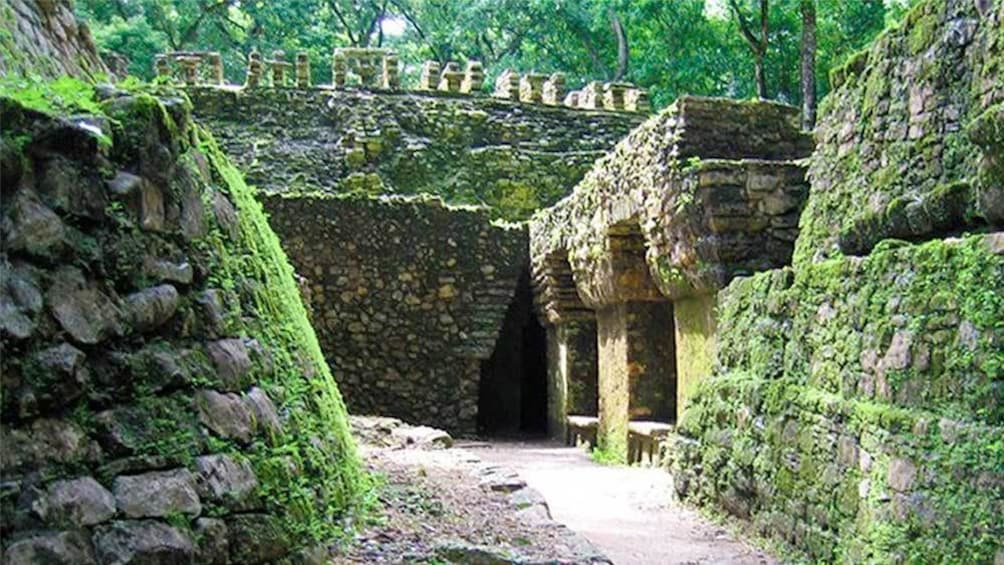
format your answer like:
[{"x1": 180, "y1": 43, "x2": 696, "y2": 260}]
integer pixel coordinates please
[
  {"x1": 270, "y1": 50, "x2": 287, "y2": 86},
  {"x1": 419, "y1": 60, "x2": 440, "y2": 90},
  {"x1": 154, "y1": 55, "x2": 171, "y2": 80},
  {"x1": 602, "y1": 82, "x2": 629, "y2": 111},
  {"x1": 596, "y1": 301, "x2": 676, "y2": 461},
  {"x1": 519, "y1": 73, "x2": 546, "y2": 103},
  {"x1": 245, "y1": 50, "x2": 263, "y2": 88},
  {"x1": 332, "y1": 50, "x2": 347, "y2": 88},
  {"x1": 177, "y1": 56, "x2": 201, "y2": 86},
  {"x1": 673, "y1": 294, "x2": 716, "y2": 418},
  {"x1": 625, "y1": 88, "x2": 650, "y2": 113},
  {"x1": 542, "y1": 73, "x2": 565, "y2": 105},
  {"x1": 546, "y1": 318, "x2": 599, "y2": 439},
  {"x1": 461, "y1": 61, "x2": 484, "y2": 93},
  {"x1": 563, "y1": 90, "x2": 580, "y2": 108},
  {"x1": 295, "y1": 51, "x2": 310, "y2": 88},
  {"x1": 493, "y1": 69, "x2": 520, "y2": 99},
  {"x1": 207, "y1": 52, "x2": 223, "y2": 85},
  {"x1": 382, "y1": 52, "x2": 400, "y2": 89},
  {"x1": 438, "y1": 61, "x2": 463, "y2": 92},
  {"x1": 579, "y1": 81, "x2": 602, "y2": 109}
]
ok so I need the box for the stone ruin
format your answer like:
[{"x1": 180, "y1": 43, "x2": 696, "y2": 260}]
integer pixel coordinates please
[
  {"x1": 3, "y1": 0, "x2": 1002, "y2": 562},
  {"x1": 150, "y1": 46, "x2": 649, "y2": 114},
  {"x1": 530, "y1": 97, "x2": 814, "y2": 456}
]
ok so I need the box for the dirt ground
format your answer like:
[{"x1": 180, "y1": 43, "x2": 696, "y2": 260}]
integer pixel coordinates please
[
  {"x1": 472, "y1": 441, "x2": 776, "y2": 565},
  {"x1": 331, "y1": 419, "x2": 609, "y2": 564},
  {"x1": 332, "y1": 419, "x2": 773, "y2": 565}
]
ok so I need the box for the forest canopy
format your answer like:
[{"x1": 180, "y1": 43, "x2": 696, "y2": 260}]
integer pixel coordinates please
[{"x1": 78, "y1": 0, "x2": 920, "y2": 110}]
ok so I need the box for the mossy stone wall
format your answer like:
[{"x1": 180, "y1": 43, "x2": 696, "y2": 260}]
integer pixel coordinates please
[
  {"x1": 670, "y1": 234, "x2": 1004, "y2": 562},
  {"x1": 797, "y1": 0, "x2": 1003, "y2": 264},
  {"x1": 1, "y1": 85, "x2": 364, "y2": 563},
  {"x1": 261, "y1": 193, "x2": 529, "y2": 435},
  {"x1": 186, "y1": 87, "x2": 644, "y2": 221},
  {"x1": 669, "y1": 1, "x2": 1004, "y2": 561}
]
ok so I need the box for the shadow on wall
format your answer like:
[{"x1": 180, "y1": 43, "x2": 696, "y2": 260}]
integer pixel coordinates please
[{"x1": 478, "y1": 269, "x2": 549, "y2": 437}]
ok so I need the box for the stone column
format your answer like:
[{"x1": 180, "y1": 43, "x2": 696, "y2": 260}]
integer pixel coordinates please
[
  {"x1": 461, "y1": 61, "x2": 484, "y2": 94},
  {"x1": 673, "y1": 294, "x2": 716, "y2": 418},
  {"x1": 245, "y1": 50, "x2": 263, "y2": 88},
  {"x1": 438, "y1": 62, "x2": 463, "y2": 92},
  {"x1": 419, "y1": 60, "x2": 440, "y2": 90},
  {"x1": 542, "y1": 73, "x2": 565, "y2": 105},
  {"x1": 546, "y1": 318, "x2": 599, "y2": 439},
  {"x1": 382, "y1": 52, "x2": 400, "y2": 89},
  {"x1": 270, "y1": 50, "x2": 287, "y2": 86},
  {"x1": 625, "y1": 88, "x2": 650, "y2": 113},
  {"x1": 579, "y1": 81, "x2": 602, "y2": 109},
  {"x1": 519, "y1": 73, "x2": 546, "y2": 103},
  {"x1": 596, "y1": 301, "x2": 676, "y2": 461},
  {"x1": 602, "y1": 82, "x2": 629, "y2": 111},
  {"x1": 332, "y1": 50, "x2": 347, "y2": 88},
  {"x1": 493, "y1": 69, "x2": 520, "y2": 99},
  {"x1": 295, "y1": 51, "x2": 310, "y2": 88},
  {"x1": 207, "y1": 52, "x2": 223, "y2": 85}
]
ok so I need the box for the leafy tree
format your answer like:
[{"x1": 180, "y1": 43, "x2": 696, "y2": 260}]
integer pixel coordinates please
[{"x1": 77, "y1": 0, "x2": 921, "y2": 117}]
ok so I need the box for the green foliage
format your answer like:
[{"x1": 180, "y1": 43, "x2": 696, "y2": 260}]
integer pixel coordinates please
[
  {"x1": 589, "y1": 445, "x2": 624, "y2": 466},
  {"x1": 76, "y1": 0, "x2": 919, "y2": 110},
  {"x1": 0, "y1": 75, "x2": 103, "y2": 116}
]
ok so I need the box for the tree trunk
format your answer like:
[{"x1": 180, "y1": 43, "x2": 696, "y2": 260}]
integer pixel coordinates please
[
  {"x1": 757, "y1": 0, "x2": 768, "y2": 99},
  {"x1": 609, "y1": 8, "x2": 629, "y2": 81},
  {"x1": 729, "y1": 0, "x2": 769, "y2": 99},
  {"x1": 800, "y1": 0, "x2": 817, "y2": 130},
  {"x1": 754, "y1": 51, "x2": 766, "y2": 99}
]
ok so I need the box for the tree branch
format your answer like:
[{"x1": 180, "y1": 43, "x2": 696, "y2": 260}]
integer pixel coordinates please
[
  {"x1": 728, "y1": 0, "x2": 761, "y2": 53},
  {"x1": 388, "y1": 0, "x2": 441, "y2": 61},
  {"x1": 328, "y1": 1, "x2": 359, "y2": 46}
]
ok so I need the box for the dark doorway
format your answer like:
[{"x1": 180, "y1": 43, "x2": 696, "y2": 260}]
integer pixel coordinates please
[
  {"x1": 477, "y1": 269, "x2": 549, "y2": 436},
  {"x1": 519, "y1": 312, "x2": 548, "y2": 433}
]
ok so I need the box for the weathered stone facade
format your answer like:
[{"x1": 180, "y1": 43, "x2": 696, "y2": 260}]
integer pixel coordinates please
[
  {"x1": 263, "y1": 194, "x2": 529, "y2": 435},
  {"x1": 0, "y1": 0, "x2": 108, "y2": 80},
  {"x1": 668, "y1": 0, "x2": 1004, "y2": 561},
  {"x1": 186, "y1": 87, "x2": 644, "y2": 220},
  {"x1": 798, "y1": 0, "x2": 1003, "y2": 263},
  {"x1": 0, "y1": 87, "x2": 364, "y2": 561},
  {"x1": 529, "y1": 96, "x2": 813, "y2": 453}
]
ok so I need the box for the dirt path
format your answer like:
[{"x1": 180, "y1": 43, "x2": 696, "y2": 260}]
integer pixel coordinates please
[{"x1": 470, "y1": 440, "x2": 775, "y2": 565}]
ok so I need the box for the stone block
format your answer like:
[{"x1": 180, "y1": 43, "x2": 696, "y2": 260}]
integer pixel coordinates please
[
  {"x1": 3, "y1": 530, "x2": 96, "y2": 564},
  {"x1": 125, "y1": 284, "x2": 179, "y2": 333},
  {"x1": 194, "y1": 517, "x2": 229, "y2": 565},
  {"x1": 94, "y1": 520, "x2": 195, "y2": 564},
  {"x1": 39, "y1": 476, "x2": 116, "y2": 527},
  {"x1": 227, "y1": 514, "x2": 290, "y2": 564},
  {"x1": 207, "y1": 338, "x2": 253, "y2": 391},
  {"x1": 195, "y1": 390, "x2": 255, "y2": 444},
  {"x1": 113, "y1": 469, "x2": 201, "y2": 518},
  {"x1": 194, "y1": 454, "x2": 261, "y2": 511}
]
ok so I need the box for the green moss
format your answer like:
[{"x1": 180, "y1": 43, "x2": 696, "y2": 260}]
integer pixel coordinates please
[
  {"x1": 197, "y1": 128, "x2": 372, "y2": 542},
  {"x1": 677, "y1": 233, "x2": 1004, "y2": 562}
]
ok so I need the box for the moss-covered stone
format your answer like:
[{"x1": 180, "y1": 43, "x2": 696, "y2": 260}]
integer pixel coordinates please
[
  {"x1": 671, "y1": 233, "x2": 1004, "y2": 563},
  {"x1": 185, "y1": 86, "x2": 644, "y2": 221},
  {"x1": 1, "y1": 82, "x2": 367, "y2": 561},
  {"x1": 796, "y1": 0, "x2": 1003, "y2": 264}
]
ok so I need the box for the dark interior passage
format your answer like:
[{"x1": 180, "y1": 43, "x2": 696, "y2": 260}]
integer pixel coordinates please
[
  {"x1": 478, "y1": 269, "x2": 548, "y2": 436},
  {"x1": 519, "y1": 313, "x2": 548, "y2": 432}
]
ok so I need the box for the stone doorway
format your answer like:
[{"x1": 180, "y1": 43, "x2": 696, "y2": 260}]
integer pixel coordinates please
[{"x1": 477, "y1": 269, "x2": 549, "y2": 436}]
